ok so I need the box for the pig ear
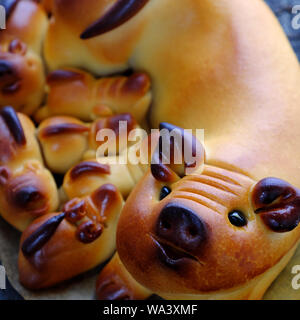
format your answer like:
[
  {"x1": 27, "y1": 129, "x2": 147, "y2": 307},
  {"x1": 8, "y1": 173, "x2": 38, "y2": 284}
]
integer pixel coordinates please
[
  {"x1": 46, "y1": 69, "x2": 84, "y2": 85},
  {"x1": 80, "y1": 0, "x2": 150, "y2": 39},
  {"x1": 151, "y1": 123, "x2": 205, "y2": 182},
  {"x1": 0, "y1": 106, "x2": 26, "y2": 145},
  {"x1": 252, "y1": 177, "x2": 300, "y2": 232},
  {"x1": 0, "y1": 166, "x2": 11, "y2": 186}
]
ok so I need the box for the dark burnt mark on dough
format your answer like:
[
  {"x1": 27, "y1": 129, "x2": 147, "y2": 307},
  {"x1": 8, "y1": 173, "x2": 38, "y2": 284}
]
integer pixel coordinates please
[
  {"x1": 46, "y1": 69, "x2": 84, "y2": 84},
  {"x1": 40, "y1": 123, "x2": 89, "y2": 138},
  {"x1": 70, "y1": 161, "x2": 111, "y2": 180},
  {"x1": 0, "y1": 106, "x2": 26, "y2": 145},
  {"x1": 253, "y1": 177, "x2": 300, "y2": 232},
  {"x1": 76, "y1": 220, "x2": 103, "y2": 244},
  {"x1": 80, "y1": 0, "x2": 150, "y2": 39},
  {"x1": 0, "y1": 0, "x2": 18, "y2": 19},
  {"x1": 21, "y1": 213, "x2": 66, "y2": 257}
]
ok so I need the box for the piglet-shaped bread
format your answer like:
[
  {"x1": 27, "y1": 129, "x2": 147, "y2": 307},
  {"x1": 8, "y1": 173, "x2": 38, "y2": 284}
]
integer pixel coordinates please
[
  {"x1": 0, "y1": 0, "x2": 47, "y2": 115},
  {"x1": 19, "y1": 184, "x2": 123, "y2": 289},
  {"x1": 96, "y1": 124, "x2": 300, "y2": 300},
  {"x1": 35, "y1": 68, "x2": 151, "y2": 125},
  {"x1": 37, "y1": 112, "x2": 139, "y2": 174},
  {"x1": 0, "y1": 106, "x2": 58, "y2": 231}
]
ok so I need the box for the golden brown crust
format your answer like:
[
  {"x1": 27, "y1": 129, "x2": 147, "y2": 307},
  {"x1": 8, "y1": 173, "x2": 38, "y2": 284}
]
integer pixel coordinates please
[
  {"x1": 0, "y1": 0, "x2": 48, "y2": 54},
  {"x1": 44, "y1": 0, "x2": 300, "y2": 185},
  {"x1": 89, "y1": 113, "x2": 138, "y2": 155},
  {"x1": 96, "y1": 253, "x2": 151, "y2": 300},
  {"x1": 0, "y1": 108, "x2": 58, "y2": 231},
  {"x1": 35, "y1": 68, "x2": 151, "y2": 123},
  {"x1": 0, "y1": 44, "x2": 45, "y2": 115},
  {"x1": 0, "y1": 0, "x2": 298, "y2": 300},
  {"x1": 19, "y1": 184, "x2": 123, "y2": 289},
  {"x1": 0, "y1": 0, "x2": 47, "y2": 115},
  {"x1": 63, "y1": 159, "x2": 135, "y2": 200},
  {"x1": 44, "y1": 0, "x2": 147, "y2": 73},
  {"x1": 37, "y1": 116, "x2": 90, "y2": 174},
  {"x1": 39, "y1": 0, "x2": 53, "y2": 13},
  {"x1": 62, "y1": 128, "x2": 150, "y2": 200},
  {"x1": 37, "y1": 113, "x2": 139, "y2": 174},
  {"x1": 81, "y1": 0, "x2": 150, "y2": 39},
  {"x1": 0, "y1": 160, "x2": 59, "y2": 231},
  {"x1": 117, "y1": 165, "x2": 300, "y2": 297}
]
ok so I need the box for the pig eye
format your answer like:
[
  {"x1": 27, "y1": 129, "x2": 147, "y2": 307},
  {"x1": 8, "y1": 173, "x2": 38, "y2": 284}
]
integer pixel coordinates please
[
  {"x1": 160, "y1": 186, "x2": 171, "y2": 200},
  {"x1": 228, "y1": 210, "x2": 247, "y2": 227}
]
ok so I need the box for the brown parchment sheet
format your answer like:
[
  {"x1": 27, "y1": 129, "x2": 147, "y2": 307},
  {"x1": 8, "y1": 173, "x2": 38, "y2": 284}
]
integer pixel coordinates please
[{"x1": 0, "y1": 216, "x2": 299, "y2": 300}]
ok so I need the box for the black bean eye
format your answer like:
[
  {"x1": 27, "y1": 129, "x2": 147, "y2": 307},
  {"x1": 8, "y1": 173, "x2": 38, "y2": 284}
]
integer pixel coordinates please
[
  {"x1": 160, "y1": 186, "x2": 171, "y2": 200},
  {"x1": 228, "y1": 210, "x2": 247, "y2": 227}
]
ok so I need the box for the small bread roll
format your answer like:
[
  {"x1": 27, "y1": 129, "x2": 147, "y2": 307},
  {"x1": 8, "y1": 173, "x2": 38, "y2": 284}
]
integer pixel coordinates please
[
  {"x1": 37, "y1": 116, "x2": 90, "y2": 174},
  {"x1": 19, "y1": 184, "x2": 123, "y2": 289},
  {"x1": 63, "y1": 124, "x2": 150, "y2": 200},
  {"x1": 0, "y1": 0, "x2": 47, "y2": 115},
  {"x1": 37, "y1": 113, "x2": 139, "y2": 174},
  {"x1": 63, "y1": 159, "x2": 135, "y2": 200},
  {"x1": 0, "y1": 107, "x2": 59, "y2": 231}
]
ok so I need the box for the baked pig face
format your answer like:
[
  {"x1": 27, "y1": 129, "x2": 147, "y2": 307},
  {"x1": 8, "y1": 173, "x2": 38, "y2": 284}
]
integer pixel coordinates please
[
  {"x1": 0, "y1": 40, "x2": 45, "y2": 115},
  {"x1": 0, "y1": 0, "x2": 47, "y2": 115},
  {"x1": 0, "y1": 161, "x2": 58, "y2": 231},
  {"x1": 117, "y1": 125, "x2": 300, "y2": 300},
  {"x1": 0, "y1": 107, "x2": 59, "y2": 231}
]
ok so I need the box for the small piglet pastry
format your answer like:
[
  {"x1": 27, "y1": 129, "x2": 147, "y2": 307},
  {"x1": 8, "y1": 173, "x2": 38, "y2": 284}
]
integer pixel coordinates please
[
  {"x1": 35, "y1": 68, "x2": 152, "y2": 125},
  {"x1": 96, "y1": 124, "x2": 300, "y2": 300},
  {"x1": 37, "y1": 113, "x2": 138, "y2": 174},
  {"x1": 62, "y1": 122, "x2": 155, "y2": 200},
  {"x1": 0, "y1": 0, "x2": 48, "y2": 115},
  {"x1": 19, "y1": 184, "x2": 123, "y2": 289},
  {"x1": 37, "y1": 116, "x2": 90, "y2": 174},
  {"x1": 0, "y1": 106, "x2": 58, "y2": 231}
]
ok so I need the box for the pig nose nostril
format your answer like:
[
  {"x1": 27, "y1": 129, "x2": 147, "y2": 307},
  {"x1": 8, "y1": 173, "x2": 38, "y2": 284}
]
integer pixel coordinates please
[
  {"x1": 161, "y1": 218, "x2": 171, "y2": 230},
  {"x1": 0, "y1": 62, "x2": 13, "y2": 77},
  {"x1": 187, "y1": 226, "x2": 198, "y2": 237},
  {"x1": 0, "y1": 61, "x2": 20, "y2": 94},
  {"x1": 156, "y1": 204, "x2": 206, "y2": 253}
]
